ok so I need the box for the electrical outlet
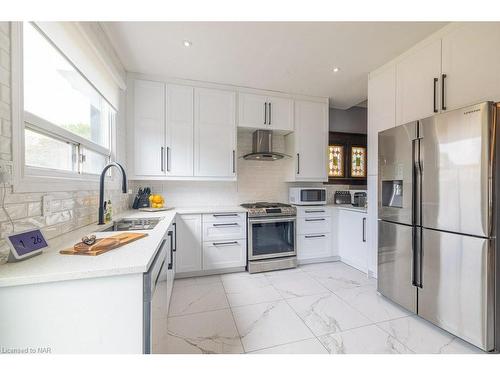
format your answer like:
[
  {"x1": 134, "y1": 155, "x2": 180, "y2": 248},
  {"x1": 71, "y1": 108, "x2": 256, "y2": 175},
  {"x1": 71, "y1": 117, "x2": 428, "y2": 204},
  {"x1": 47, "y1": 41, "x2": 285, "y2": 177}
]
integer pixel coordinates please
[
  {"x1": 0, "y1": 163, "x2": 12, "y2": 184},
  {"x1": 42, "y1": 195, "x2": 53, "y2": 217}
]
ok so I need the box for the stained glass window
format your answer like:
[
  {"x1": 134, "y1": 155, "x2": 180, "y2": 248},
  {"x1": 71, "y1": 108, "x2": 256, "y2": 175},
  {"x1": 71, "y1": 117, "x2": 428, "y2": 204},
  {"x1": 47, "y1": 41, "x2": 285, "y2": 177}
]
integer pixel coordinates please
[
  {"x1": 351, "y1": 146, "x2": 366, "y2": 178},
  {"x1": 328, "y1": 145, "x2": 344, "y2": 177}
]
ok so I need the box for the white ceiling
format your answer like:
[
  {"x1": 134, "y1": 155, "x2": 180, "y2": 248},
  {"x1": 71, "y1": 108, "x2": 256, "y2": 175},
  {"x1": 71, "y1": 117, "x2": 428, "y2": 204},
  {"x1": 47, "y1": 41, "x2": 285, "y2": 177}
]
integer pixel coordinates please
[{"x1": 102, "y1": 22, "x2": 447, "y2": 109}]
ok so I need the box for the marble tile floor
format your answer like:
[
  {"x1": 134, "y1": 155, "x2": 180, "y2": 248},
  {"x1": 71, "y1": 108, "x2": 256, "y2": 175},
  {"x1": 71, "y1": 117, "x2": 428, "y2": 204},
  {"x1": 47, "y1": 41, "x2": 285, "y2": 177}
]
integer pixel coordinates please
[{"x1": 164, "y1": 261, "x2": 484, "y2": 354}]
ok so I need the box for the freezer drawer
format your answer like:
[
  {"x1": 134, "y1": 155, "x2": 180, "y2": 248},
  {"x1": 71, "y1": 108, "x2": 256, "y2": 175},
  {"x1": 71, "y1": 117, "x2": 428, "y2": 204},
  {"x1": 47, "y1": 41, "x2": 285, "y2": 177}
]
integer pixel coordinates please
[
  {"x1": 418, "y1": 228, "x2": 494, "y2": 351},
  {"x1": 378, "y1": 122, "x2": 418, "y2": 226},
  {"x1": 420, "y1": 102, "x2": 492, "y2": 237},
  {"x1": 377, "y1": 220, "x2": 417, "y2": 313}
]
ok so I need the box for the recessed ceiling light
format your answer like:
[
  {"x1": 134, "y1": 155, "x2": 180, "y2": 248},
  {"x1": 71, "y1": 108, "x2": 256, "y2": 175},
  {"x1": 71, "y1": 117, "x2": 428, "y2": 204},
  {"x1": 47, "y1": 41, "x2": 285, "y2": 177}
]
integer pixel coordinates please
[
  {"x1": 183, "y1": 40, "x2": 192, "y2": 47},
  {"x1": 333, "y1": 67, "x2": 340, "y2": 73}
]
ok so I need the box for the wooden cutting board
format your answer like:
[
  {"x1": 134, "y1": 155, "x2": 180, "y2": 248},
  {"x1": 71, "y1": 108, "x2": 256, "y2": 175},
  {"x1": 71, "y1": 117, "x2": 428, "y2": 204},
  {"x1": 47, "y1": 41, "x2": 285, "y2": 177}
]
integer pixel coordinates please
[{"x1": 60, "y1": 233, "x2": 148, "y2": 256}]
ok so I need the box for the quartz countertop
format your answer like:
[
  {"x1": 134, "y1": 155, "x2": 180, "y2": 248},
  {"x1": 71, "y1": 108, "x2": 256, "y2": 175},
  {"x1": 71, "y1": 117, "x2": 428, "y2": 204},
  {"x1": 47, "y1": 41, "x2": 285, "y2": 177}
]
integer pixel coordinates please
[
  {"x1": 0, "y1": 206, "x2": 247, "y2": 288},
  {"x1": 328, "y1": 204, "x2": 368, "y2": 214}
]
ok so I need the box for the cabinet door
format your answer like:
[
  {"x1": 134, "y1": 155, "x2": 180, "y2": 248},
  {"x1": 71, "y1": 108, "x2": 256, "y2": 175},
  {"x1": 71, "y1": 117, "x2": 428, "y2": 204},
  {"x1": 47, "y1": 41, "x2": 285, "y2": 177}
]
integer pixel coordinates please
[
  {"x1": 396, "y1": 39, "x2": 441, "y2": 125},
  {"x1": 367, "y1": 65, "x2": 396, "y2": 175},
  {"x1": 238, "y1": 93, "x2": 267, "y2": 129},
  {"x1": 166, "y1": 84, "x2": 193, "y2": 176},
  {"x1": 442, "y1": 23, "x2": 500, "y2": 111},
  {"x1": 133, "y1": 79, "x2": 165, "y2": 176},
  {"x1": 297, "y1": 233, "x2": 332, "y2": 261},
  {"x1": 338, "y1": 210, "x2": 367, "y2": 272},
  {"x1": 267, "y1": 96, "x2": 293, "y2": 132},
  {"x1": 203, "y1": 239, "x2": 246, "y2": 270},
  {"x1": 176, "y1": 214, "x2": 202, "y2": 273},
  {"x1": 294, "y1": 100, "x2": 328, "y2": 181},
  {"x1": 194, "y1": 88, "x2": 236, "y2": 177}
]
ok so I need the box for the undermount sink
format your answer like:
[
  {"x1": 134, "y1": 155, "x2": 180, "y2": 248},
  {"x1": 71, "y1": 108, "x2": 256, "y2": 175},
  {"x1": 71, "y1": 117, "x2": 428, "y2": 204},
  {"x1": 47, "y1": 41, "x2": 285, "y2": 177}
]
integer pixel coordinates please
[{"x1": 100, "y1": 217, "x2": 162, "y2": 232}]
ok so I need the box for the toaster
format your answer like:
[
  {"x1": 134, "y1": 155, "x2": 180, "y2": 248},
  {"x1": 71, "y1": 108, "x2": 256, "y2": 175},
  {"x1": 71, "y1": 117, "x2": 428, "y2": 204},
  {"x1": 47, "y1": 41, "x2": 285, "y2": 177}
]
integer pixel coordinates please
[
  {"x1": 334, "y1": 191, "x2": 352, "y2": 205},
  {"x1": 352, "y1": 192, "x2": 367, "y2": 207}
]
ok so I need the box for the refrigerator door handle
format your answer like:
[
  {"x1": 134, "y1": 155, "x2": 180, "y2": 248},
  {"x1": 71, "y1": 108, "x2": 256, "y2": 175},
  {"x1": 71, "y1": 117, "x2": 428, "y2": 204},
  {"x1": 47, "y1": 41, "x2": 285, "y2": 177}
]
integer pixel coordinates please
[
  {"x1": 412, "y1": 137, "x2": 422, "y2": 226},
  {"x1": 412, "y1": 227, "x2": 423, "y2": 288}
]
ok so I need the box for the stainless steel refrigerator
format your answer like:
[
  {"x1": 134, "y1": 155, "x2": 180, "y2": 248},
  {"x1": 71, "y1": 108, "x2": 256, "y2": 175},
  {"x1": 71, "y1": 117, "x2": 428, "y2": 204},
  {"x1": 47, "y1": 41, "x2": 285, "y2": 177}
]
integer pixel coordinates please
[{"x1": 377, "y1": 101, "x2": 499, "y2": 352}]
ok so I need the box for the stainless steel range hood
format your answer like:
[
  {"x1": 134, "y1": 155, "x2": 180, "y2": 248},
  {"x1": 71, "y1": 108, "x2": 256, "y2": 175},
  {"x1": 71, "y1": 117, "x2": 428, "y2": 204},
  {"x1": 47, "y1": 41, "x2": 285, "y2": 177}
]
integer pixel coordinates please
[{"x1": 242, "y1": 130, "x2": 290, "y2": 161}]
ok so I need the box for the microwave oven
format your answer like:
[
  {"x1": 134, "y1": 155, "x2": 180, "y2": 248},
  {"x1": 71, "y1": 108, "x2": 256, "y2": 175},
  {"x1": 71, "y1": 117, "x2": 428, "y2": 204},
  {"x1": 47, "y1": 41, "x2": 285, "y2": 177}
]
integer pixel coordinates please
[{"x1": 289, "y1": 187, "x2": 327, "y2": 206}]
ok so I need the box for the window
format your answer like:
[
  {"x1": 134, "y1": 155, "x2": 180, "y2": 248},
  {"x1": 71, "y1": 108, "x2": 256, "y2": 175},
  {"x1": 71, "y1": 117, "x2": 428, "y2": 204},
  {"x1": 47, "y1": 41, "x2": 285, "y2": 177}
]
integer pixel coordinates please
[
  {"x1": 327, "y1": 131, "x2": 367, "y2": 185},
  {"x1": 350, "y1": 146, "x2": 367, "y2": 178},
  {"x1": 328, "y1": 145, "x2": 345, "y2": 178},
  {"x1": 22, "y1": 22, "x2": 114, "y2": 177}
]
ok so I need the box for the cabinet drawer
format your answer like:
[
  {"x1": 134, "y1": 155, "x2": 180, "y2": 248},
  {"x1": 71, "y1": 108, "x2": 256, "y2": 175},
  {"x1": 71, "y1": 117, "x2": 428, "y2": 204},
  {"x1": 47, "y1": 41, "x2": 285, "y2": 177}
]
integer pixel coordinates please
[
  {"x1": 203, "y1": 220, "x2": 246, "y2": 241},
  {"x1": 297, "y1": 233, "x2": 332, "y2": 260},
  {"x1": 202, "y1": 212, "x2": 246, "y2": 223},
  {"x1": 297, "y1": 216, "x2": 331, "y2": 235},
  {"x1": 203, "y1": 239, "x2": 246, "y2": 270},
  {"x1": 296, "y1": 207, "x2": 330, "y2": 218}
]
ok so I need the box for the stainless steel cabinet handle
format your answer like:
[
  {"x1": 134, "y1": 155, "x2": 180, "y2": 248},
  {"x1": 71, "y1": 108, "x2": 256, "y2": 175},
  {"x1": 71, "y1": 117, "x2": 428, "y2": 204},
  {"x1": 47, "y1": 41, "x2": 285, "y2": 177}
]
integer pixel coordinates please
[
  {"x1": 213, "y1": 213, "x2": 239, "y2": 217},
  {"x1": 232, "y1": 150, "x2": 235, "y2": 173},
  {"x1": 264, "y1": 102, "x2": 267, "y2": 124},
  {"x1": 167, "y1": 232, "x2": 173, "y2": 270},
  {"x1": 213, "y1": 223, "x2": 239, "y2": 227},
  {"x1": 213, "y1": 241, "x2": 238, "y2": 247},
  {"x1": 160, "y1": 147, "x2": 165, "y2": 172},
  {"x1": 362, "y1": 217, "x2": 366, "y2": 242},
  {"x1": 305, "y1": 234, "x2": 325, "y2": 239},
  {"x1": 433, "y1": 78, "x2": 438, "y2": 113},
  {"x1": 166, "y1": 146, "x2": 171, "y2": 172},
  {"x1": 305, "y1": 210, "x2": 325, "y2": 214},
  {"x1": 305, "y1": 218, "x2": 326, "y2": 222},
  {"x1": 268, "y1": 102, "x2": 272, "y2": 125},
  {"x1": 441, "y1": 74, "x2": 447, "y2": 110},
  {"x1": 296, "y1": 153, "x2": 300, "y2": 174}
]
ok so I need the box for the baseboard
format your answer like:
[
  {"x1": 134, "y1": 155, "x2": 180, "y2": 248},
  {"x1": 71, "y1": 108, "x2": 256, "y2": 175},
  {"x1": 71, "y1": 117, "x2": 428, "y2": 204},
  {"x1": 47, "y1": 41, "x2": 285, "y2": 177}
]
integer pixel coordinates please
[
  {"x1": 175, "y1": 266, "x2": 246, "y2": 279},
  {"x1": 297, "y1": 256, "x2": 340, "y2": 265}
]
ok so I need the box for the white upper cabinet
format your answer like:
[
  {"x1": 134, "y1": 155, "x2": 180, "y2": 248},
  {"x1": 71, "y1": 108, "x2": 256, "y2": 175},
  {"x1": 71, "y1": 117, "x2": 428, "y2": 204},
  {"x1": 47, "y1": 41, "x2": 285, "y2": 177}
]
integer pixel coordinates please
[
  {"x1": 194, "y1": 88, "x2": 236, "y2": 178},
  {"x1": 267, "y1": 95, "x2": 293, "y2": 132},
  {"x1": 367, "y1": 65, "x2": 396, "y2": 176},
  {"x1": 238, "y1": 93, "x2": 268, "y2": 129},
  {"x1": 441, "y1": 23, "x2": 500, "y2": 111},
  {"x1": 132, "y1": 79, "x2": 165, "y2": 177},
  {"x1": 166, "y1": 84, "x2": 194, "y2": 177},
  {"x1": 238, "y1": 93, "x2": 293, "y2": 132},
  {"x1": 396, "y1": 39, "x2": 442, "y2": 126},
  {"x1": 287, "y1": 99, "x2": 328, "y2": 181}
]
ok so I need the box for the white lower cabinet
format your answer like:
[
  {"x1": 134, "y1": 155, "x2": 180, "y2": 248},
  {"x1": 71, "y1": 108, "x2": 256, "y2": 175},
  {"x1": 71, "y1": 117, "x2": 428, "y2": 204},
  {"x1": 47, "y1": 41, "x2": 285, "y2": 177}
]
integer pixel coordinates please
[
  {"x1": 296, "y1": 206, "x2": 334, "y2": 262},
  {"x1": 176, "y1": 212, "x2": 247, "y2": 275},
  {"x1": 203, "y1": 239, "x2": 246, "y2": 270},
  {"x1": 203, "y1": 220, "x2": 246, "y2": 242},
  {"x1": 175, "y1": 214, "x2": 202, "y2": 273},
  {"x1": 297, "y1": 233, "x2": 332, "y2": 261},
  {"x1": 338, "y1": 209, "x2": 368, "y2": 273}
]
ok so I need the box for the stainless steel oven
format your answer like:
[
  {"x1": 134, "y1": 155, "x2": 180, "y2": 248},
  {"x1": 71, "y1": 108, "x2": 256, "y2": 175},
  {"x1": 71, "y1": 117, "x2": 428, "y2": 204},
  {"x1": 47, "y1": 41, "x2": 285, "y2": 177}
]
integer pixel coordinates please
[
  {"x1": 248, "y1": 216, "x2": 296, "y2": 261},
  {"x1": 241, "y1": 202, "x2": 297, "y2": 273}
]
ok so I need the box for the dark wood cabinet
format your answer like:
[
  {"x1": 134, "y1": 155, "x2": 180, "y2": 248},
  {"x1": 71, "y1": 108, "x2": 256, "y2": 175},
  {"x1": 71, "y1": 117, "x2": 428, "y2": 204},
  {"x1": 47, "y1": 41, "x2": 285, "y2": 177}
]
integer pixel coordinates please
[{"x1": 326, "y1": 131, "x2": 367, "y2": 185}]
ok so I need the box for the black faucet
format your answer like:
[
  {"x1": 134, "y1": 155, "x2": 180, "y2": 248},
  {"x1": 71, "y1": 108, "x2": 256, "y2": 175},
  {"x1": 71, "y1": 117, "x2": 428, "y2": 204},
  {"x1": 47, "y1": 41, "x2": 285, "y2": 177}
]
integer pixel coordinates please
[{"x1": 98, "y1": 162, "x2": 127, "y2": 225}]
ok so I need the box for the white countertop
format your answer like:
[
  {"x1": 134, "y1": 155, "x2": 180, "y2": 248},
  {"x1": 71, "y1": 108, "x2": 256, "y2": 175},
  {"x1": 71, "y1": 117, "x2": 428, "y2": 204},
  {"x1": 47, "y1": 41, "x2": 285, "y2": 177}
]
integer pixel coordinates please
[
  {"x1": 0, "y1": 206, "x2": 247, "y2": 288},
  {"x1": 329, "y1": 204, "x2": 368, "y2": 214}
]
